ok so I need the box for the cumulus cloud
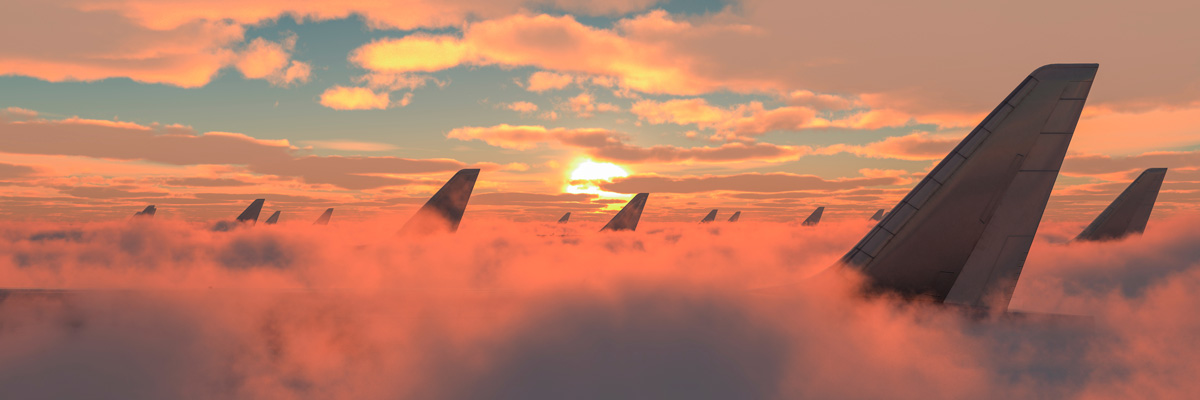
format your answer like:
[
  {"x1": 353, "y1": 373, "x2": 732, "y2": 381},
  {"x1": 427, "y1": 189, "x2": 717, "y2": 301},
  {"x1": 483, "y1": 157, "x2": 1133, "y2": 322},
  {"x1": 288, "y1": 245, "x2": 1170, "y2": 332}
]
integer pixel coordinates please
[
  {"x1": 235, "y1": 34, "x2": 311, "y2": 87},
  {"x1": 815, "y1": 132, "x2": 962, "y2": 161},
  {"x1": 631, "y1": 98, "x2": 914, "y2": 141},
  {"x1": 526, "y1": 71, "x2": 575, "y2": 92},
  {"x1": 318, "y1": 86, "x2": 391, "y2": 110},
  {"x1": 501, "y1": 101, "x2": 539, "y2": 114}
]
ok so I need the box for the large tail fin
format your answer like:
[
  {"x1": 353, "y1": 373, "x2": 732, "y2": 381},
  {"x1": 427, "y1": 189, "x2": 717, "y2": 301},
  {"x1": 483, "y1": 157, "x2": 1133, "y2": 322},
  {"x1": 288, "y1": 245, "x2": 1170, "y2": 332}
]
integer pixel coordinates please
[
  {"x1": 133, "y1": 205, "x2": 156, "y2": 218},
  {"x1": 1075, "y1": 168, "x2": 1167, "y2": 241},
  {"x1": 700, "y1": 209, "x2": 718, "y2": 223},
  {"x1": 557, "y1": 212, "x2": 571, "y2": 224},
  {"x1": 728, "y1": 211, "x2": 741, "y2": 223},
  {"x1": 314, "y1": 208, "x2": 333, "y2": 225},
  {"x1": 399, "y1": 169, "x2": 480, "y2": 234},
  {"x1": 264, "y1": 211, "x2": 281, "y2": 225},
  {"x1": 802, "y1": 207, "x2": 824, "y2": 226},
  {"x1": 600, "y1": 193, "x2": 649, "y2": 231},
  {"x1": 838, "y1": 64, "x2": 1098, "y2": 311},
  {"x1": 869, "y1": 209, "x2": 885, "y2": 221},
  {"x1": 236, "y1": 199, "x2": 265, "y2": 224}
]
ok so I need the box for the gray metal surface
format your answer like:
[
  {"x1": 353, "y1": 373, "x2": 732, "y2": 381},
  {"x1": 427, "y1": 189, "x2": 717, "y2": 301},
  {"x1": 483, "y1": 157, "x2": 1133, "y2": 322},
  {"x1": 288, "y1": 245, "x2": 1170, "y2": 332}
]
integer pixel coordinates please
[
  {"x1": 838, "y1": 64, "x2": 1098, "y2": 311},
  {"x1": 1075, "y1": 168, "x2": 1167, "y2": 241},
  {"x1": 133, "y1": 205, "x2": 156, "y2": 218},
  {"x1": 557, "y1": 212, "x2": 571, "y2": 224},
  {"x1": 264, "y1": 211, "x2": 280, "y2": 225},
  {"x1": 313, "y1": 208, "x2": 333, "y2": 225},
  {"x1": 236, "y1": 199, "x2": 265, "y2": 224},
  {"x1": 399, "y1": 169, "x2": 480, "y2": 234},
  {"x1": 700, "y1": 209, "x2": 718, "y2": 223},
  {"x1": 728, "y1": 211, "x2": 741, "y2": 223},
  {"x1": 802, "y1": 207, "x2": 824, "y2": 226},
  {"x1": 869, "y1": 209, "x2": 884, "y2": 221},
  {"x1": 600, "y1": 193, "x2": 649, "y2": 232}
]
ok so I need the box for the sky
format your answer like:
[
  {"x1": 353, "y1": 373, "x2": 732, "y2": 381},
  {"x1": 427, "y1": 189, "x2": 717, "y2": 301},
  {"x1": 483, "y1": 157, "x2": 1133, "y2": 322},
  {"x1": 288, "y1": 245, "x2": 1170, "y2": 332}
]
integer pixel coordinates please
[{"x1": 3, "y1": 0, "x2": 1200, "y2": 223}]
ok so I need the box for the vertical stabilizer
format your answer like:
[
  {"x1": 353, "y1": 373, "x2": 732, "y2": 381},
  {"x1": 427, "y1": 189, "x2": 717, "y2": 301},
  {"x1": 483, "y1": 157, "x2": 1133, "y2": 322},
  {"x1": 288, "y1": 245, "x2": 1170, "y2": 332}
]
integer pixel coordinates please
[
  {"x1": 838, "y1": 64, "x2": 1098, "y2": 311},
  {"x1": 133, "y1": 205, "x2": 156, "y2": 218},
  {"x1": 700, "y1": 209, "x2": 718, "y2": 223},
  {"x1": 314, "y1": 208, "x2": 333, "y2": 225},
  {"x1": 237, "y1": 199, "x2": 265, "y2": 224},
  {"x1": 557, "y1": 212, "x2": 571, "y2": 224},
  {"x1": 600, "y1": 193, "x2": 649, "y2": 231},
  {"x1": 1076, "y1": 168, "x2": 1167, "y2": 241},
  {"x1": 728, "y1": 211, "x2": 741, "y2": 223},
  {"x1": 265, "y1": 211, "x2": 281, "y2": 225},
  {"x1": 869, "y1": 209, "x2": 885, "y2": 221},
  {"x1": 802, "y1": 207, "x2": 824, "y2": 226},
  {"x1": 399, "y1": 169, "x2": 480, "y2": 234}
]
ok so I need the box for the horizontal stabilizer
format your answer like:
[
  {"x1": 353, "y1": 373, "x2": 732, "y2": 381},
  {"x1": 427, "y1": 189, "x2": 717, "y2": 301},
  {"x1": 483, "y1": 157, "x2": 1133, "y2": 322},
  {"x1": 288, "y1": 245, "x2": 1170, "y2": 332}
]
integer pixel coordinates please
[
  {"x1": 400, "y1": 169, "x2": 480, "y2": 234},
  {"x1": 1075, "y1": 168, "x2": 1167, "y2": 241},
  {"x1": 802, "y1": 207, "x2": 824, "y2": 226},
  {"x1": 838, "y1": 64, "x2": 1099, "y2": 311},
  {"x1": 264, "y1": 211, "x2": 280, "y2": 225},
  {"x1": 236, "y1": 199, "x2": 265, "y2": 224},
  {"x1": 728, "y1": 211, "x2": 741, "y2": 223},
  {"x1": 700, "y1": 209, "x2": 718, "y2": 223},
  {"x1": 601, "y1": 193, "x2": 649, "y2": 231},
  {"x1": 313, "y1": 208, "x2": 333, "y2": 225}
]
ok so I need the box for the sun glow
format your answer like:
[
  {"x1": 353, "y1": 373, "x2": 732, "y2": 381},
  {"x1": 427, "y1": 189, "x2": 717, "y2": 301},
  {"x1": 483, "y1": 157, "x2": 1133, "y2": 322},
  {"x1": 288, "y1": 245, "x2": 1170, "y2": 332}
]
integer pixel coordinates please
[{"x1": 566, "y1": 160, "x2": 629, "y2": 197}]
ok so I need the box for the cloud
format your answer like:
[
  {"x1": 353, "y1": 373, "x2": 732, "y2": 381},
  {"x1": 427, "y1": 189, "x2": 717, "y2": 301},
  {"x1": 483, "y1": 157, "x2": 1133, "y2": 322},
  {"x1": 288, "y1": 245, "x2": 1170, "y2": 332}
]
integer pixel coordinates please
[
  {"x1": 235, "y1": 34, "x2": 311, "y2": 87},
  {"x1": 501, "y1": 101, "x2": 539, "y2": 114},
  {"x1": 565, "y1": 93, "x2": 618, "y2": 117},
  {"x1": 815, "y1": 132, "x2": 961, "y2": 161},
  {"x1": 600, "y1": 172, "x2": 905, "y2": 194},
  {"x1": 526, "y1": 71, "x2": 575, "y2": 92},
  {"x1": 163, "y1": 177, "x2": 253, "y2": 187},
  {"x1": 631, "y1": 98, "x2": 913, "y2": 140},
  {"x1": 0, "y1": 163, "x2": 37, "y2": 179},
  {"x1": 318, "y1": 86, "x2": 391, "y2": 110},
  {"x1": 302, "y1": 140, "x2": 399, "y2": 152}
]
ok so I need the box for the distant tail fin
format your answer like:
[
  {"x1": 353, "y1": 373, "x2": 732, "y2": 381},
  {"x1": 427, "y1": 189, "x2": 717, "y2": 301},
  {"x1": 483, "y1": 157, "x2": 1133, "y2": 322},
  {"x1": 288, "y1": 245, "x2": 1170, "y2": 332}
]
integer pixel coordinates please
[
  {"x1": 557, "y1": 212, "x2": 571, "y2": 224},
  {"x1": 236, "y1": 199, "x2": 265, "y2": 224},
  {"x1": 802, "y1": 207, "x2": 824, "y2": 226},
  {"x1": 728, "y1": 211, "x2": 741, "y2": 223},
  {"x1": 313, "y1": 208, "x2": 333, "y2": 225},
  {"x1": 1076, "y1": 168, "x2": 1167, "y2": 241},
  {"x1": 133, "y1": 205, "x2": 156, "y2": 218},
  {"x1": 264, "y1": 211, "x2": 281, "y2": 225},
  {"x1": 700, "y1": 209, "x2": 718, "y2": 223},
  {"x1": 837, "y1": 64, "x2": 1098, "y2": 311},
  {"x1": 399, "y1": 169, "x2": 480, "y2": 234},
  {"x1": 601, "y1": 193, "x2": 649, "y2": 231},
  {"x1": 869, "y1": 209, "x2": 885, "y2": 221}
]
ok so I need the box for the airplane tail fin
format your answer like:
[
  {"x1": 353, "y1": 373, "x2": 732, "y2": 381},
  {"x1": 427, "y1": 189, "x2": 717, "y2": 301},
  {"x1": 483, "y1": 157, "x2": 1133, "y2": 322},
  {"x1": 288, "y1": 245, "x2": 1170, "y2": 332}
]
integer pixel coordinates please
[
  {"x1": 837, "y1": 64, "x2": 1098, "y2": 311},
  {"x1": 557, "y1": 212, "x2": 571, "y2": 224},
  {"x1": 728, "y1": 211, "x2": 741, "y2": 223},
  {"x1": 236, "y1": 199, "x2": 265, "y2": 224},
  {"x1": 869, "y1": 209, "x2": 885, "y2": 221},
  {"x1": 314, "y1": 208, "x2": 333, "y2": 225},
  {"x1": 399, "y1": 169, "x2": 480, "y2": 234},
  {"x1": 1075, "y1": 168, "x2": 1167, "y2": 241},
  {"x1": 133, "y1": 205, "x2": 156, "y2": 218},
  {"x1": 802, "y1": 207, "x2": 824, "y2": 226},
  {"x1": 264, "y1": 211, "x2": 281, "y2": 225},
  {"x1": 600, "y1": 193, "x2": 649, "y2": 231},
  {"x1": 700, "y1": 209, "x2": 718, "y2": 223}
]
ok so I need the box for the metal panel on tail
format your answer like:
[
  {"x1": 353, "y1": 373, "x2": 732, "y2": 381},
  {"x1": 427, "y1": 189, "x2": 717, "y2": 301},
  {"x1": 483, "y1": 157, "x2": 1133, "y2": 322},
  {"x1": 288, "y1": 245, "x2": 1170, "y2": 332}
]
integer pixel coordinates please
[
  {"x1": 838, "y1": 64, "x2": 1099, "y2": 311},
  {"x1": 600, "y1": 193, "x2": 649, "y2": 231},
  {"x1": 399, "y1": 169, "x2": 479, "y2": 234},
  {"x1": 313, "y1": 208, "x2": 333, "y2": 225},
  {"x1": 1075, "y1": 168, "x2": 1167, "y2": 241},
  {"x1": 728, "y1": 211, "x2": 741, "y2": 223},
  {"x1": 236, "y1": 199, "x2": 265, "y2": 224},
  {"x1": 802, "y1": 207, "x2": 823, "y2": 226},
  {"x1": 700, "y1": 209, "x2": 718, "y2": 223},
  {"x1": 264, "y1": 211, "x2": 280, "y2": 225}
]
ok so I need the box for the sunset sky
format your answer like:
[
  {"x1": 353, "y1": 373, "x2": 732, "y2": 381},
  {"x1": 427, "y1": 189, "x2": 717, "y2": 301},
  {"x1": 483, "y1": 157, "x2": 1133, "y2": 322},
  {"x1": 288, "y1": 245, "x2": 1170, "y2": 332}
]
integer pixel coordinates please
[{"x1": 3, "y1": 0, "x2": 1200, "y2": 223}]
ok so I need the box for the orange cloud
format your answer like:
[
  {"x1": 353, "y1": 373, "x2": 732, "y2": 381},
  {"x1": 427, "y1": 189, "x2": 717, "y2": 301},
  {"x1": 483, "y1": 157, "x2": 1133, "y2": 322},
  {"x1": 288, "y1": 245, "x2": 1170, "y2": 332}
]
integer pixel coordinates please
[
  {"x1": 235, "y1": 35, "x2": 311, "y2": 87},
  {"x1": 526, "y1": 71, "x2": 575, "y2": 92},
  {"x1": 599, "y1": 172, "x2": 904, "y2": 193},
  {"x1": 318, "y1": 86, "x2": 391, "y2": 110},
  {"x1": 816, "y1": 132, "x2": 961, "y2": 161},
  {"x1": 502, "y1": 101, "x2": 539, "y2": 114}
]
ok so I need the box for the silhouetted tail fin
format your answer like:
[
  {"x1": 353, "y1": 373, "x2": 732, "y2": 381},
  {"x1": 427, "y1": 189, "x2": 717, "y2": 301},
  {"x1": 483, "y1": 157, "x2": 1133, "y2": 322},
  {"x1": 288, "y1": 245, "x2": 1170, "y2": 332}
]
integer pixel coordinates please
[
  {"x1": 601, "y1": 193, "x2": 649, "y2": 231},
  {"x1": 264, "y1": 211, "x2": 280, "y2": 225},
  {"x1": 133, "y1": 205, "x2": 156, "y2": 218},
  {"x1": 700, "y1": 209, "x2": 718, "y2": 223},
  {"x1": 728, "y1": 211, "x2": 741, "y2": 223},
  {"x1": 1076, "y1": 168, "x2": 1167, "y2": 241},
  {"x1": 314, "y1": 208, "x2": 333, "y2": 225},
  {"x1": 869, "y1": 209, "x2": 885, "y2": 221},
  {"x1": 237, "y1": 199, "x2": 265, "y2": 224},
  {"x1": 802, "y1": 207, "x2": 824, "y2": 226},
  {"x1": 838, "y1": 64, "x2": 1098, "y2": 311},
  {"x1": 399, "y1": 169, "x2": 480, "y2": 234},
  {"x1": 557, "y1": 212, "x2": 571, "y2": 224}
]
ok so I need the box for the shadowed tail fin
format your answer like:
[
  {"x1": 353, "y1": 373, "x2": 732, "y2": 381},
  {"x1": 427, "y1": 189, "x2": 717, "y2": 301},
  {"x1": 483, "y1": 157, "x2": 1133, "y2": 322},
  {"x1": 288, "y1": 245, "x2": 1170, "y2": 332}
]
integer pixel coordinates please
[
  {"x1": 264, "y1": 211, "x2": 280, "y2": 225},
  {"x1": 837, "y1": 64, "x2": 1099, "y2": 311},
  {"x1": 314, "y1": 208, "x2": 333, "y2": 225},
  {"x1": 700, "y1": 209, "x2": 718, "y2": 223},
  {"x1": 400, "y1": 169, "x2": 480, "y2": 234},
  {"x1": 802, "y1": 207, "x2": 824, "y2": 226},
  {"x1": 557, "y1": 212, "x2": 571, "y2": 223},
  {"x1": 601, "y1": 193, "x2": 649, "y2": 232},
  {"x1": 869, "y1": 209, "x2": 885, "y2": 221},
  {"x1": 728, "y1": 211, "x2": 741, "y2": 223},
  {"x1": 133, "y1": 205, "x2": 156, "y2": 218},
  {"x1": 236, "y1": 199, "x2": 265, "y2": 224},
  {"x1": 1075, "y1": 168, "x2": 1167, "y2": 241}
]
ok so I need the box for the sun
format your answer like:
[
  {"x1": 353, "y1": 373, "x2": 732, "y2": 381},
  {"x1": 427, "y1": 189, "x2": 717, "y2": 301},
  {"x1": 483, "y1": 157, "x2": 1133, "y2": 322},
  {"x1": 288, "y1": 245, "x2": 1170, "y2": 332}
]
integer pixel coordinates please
[{"x1": 566, "y1": 159, "x2": 629, "y2": 197}]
